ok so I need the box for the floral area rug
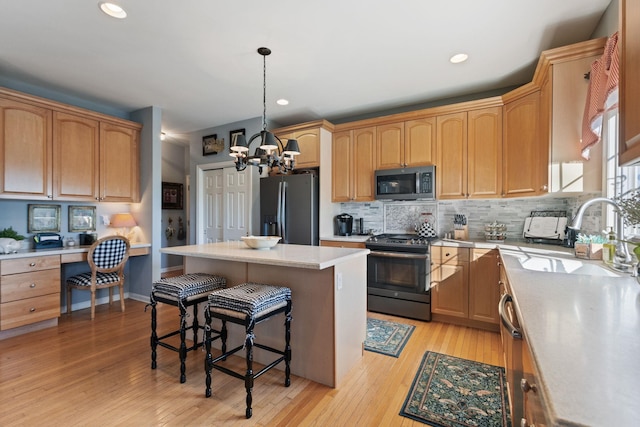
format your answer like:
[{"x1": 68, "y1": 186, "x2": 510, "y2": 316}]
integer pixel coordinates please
[
  {"x1": 364, "y1": 317, "x2": 415, "y2": 358},
  {"x1": 400, "y1": 351, "x2": 511, "y2": 427}
]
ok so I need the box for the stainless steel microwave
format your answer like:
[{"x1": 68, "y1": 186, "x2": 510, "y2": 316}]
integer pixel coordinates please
[{"x1": 375, "y1": 165, "x2": 435, "y2": 200}]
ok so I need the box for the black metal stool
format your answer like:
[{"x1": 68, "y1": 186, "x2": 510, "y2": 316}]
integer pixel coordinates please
[
  {"x1": 149, "y1": 273, "x2": 226, "y2": 383},
  {"x1": 204, "y1": 282, "x2": 292, "y2": 419}
]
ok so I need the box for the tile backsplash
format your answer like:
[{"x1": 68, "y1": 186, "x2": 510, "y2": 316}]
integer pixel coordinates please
[{"x1": 339, "y1": 192, "x2": 602, "y2": 241}]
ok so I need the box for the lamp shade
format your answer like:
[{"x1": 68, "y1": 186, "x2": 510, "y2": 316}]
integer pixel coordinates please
[
  {"x1": 283, "y1": 139, "x2": 300, "y2": 155},
  {"x1": 259, "y1": 131, "x2": 279, "y2": 151},
  {"x1": 110, "y1": 213, "x2": 137, "y2": 228},
  {"x1": 230, "y1": 134, "x2": 249, "y2": 152}
]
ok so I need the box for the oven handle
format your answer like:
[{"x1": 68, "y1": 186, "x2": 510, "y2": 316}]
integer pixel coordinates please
[
  {"x1": 499, "y1": 293, "x2": 522, "y2": 340},
  {"x1": 369, "y1": 251, "x2": 429, "y2": 260}
]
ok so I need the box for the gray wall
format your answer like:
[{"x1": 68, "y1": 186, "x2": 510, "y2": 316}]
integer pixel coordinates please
[{"x1": 161, "y1": 141, "x2": 188, "y2": 269}]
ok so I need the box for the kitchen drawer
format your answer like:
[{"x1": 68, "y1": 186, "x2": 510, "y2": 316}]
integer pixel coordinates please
[
  {"x1": 1, "y1": 255, "x2": 61, "y2": 276},
  {"x1": 0, "y1": 293, "x2": 60, "y2": 330},
  {"x1": 431, "y1": 246, "x2": 470, "y2": 263},
  {"x1": 1, "y1": 270, "x2": 60, "y2": 302},
  {"x1": 320, "y1": 240, "x2": 366, "y2": 249}
]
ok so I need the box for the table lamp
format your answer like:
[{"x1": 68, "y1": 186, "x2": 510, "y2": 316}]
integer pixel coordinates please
[{"x1": 110, "y1": 213, "x2": 138, "y2": 242}]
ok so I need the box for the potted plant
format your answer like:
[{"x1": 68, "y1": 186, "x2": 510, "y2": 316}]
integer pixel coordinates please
[
  {"x1": 0, "y1": 226, "x2": 25, "y2": 240},
  {"x1": 616, "y1": 191, "x2": 640, "y2": 260}
]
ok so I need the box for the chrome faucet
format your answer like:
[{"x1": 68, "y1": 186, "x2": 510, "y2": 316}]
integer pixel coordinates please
[{"x1": 569, "y1": 197, "x2": 634, "y2": 271}]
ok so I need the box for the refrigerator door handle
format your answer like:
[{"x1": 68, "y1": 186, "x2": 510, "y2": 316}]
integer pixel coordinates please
[
  {"x1": 277, "y1": 181, "x2": 283, "y2": 239},
  {"x1": 280, "y1": 181, "x2": 288, "y2": 242}
]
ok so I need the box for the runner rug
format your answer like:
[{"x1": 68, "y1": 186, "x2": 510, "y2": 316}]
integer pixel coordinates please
[
  {"x1": 400, "y1": 351, "x2": 511, "y2": 427},
  {"x1": 364, "y1": 317, "x2": 415, "y2": 358}
]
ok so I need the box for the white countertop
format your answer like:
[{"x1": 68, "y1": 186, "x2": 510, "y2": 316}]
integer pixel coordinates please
[
  {"x1": 160, "y1": 241, "x2": 369, "y2": 270},
  {"x1": 0, "y1": 242, "x2": 151, "y2": 260},
  {"x1": 320, "y1": 235, "x2": 371, "y2": 243},
  {"x1": 498, "y1": 245, "x2": 640, "y2": 427}
]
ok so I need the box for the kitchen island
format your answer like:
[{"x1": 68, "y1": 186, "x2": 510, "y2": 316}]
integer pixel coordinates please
[{"x1": 159, "y1": 241, "x2": 369, "y2": 388}]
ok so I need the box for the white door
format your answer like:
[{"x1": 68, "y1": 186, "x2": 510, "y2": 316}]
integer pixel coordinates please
[
  {"x1": 203, "y1": 169, "x2": 224, "y2": 243},
  {"x1": 223, "y1": 166, "x2": 250, "y2": 241}
]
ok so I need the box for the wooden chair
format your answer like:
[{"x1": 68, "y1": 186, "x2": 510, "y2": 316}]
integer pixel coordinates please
[{"x1": 66, "y1": 236, "x2": 130, "y2": 320}]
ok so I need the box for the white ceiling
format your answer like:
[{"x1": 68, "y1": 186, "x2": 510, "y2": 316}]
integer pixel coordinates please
[{"x1": 0, "y1": 1, "x2": 612, "y2": 136}]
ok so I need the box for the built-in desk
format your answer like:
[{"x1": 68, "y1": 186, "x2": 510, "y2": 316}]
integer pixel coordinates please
[{"x1": 0, "y1": 242, "x2": 150, "y2": 340}]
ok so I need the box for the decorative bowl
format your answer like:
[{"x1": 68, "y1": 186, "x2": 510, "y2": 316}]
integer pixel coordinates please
[{"x1": 241, "y1": 236, "x2": 281, "y2": 250}]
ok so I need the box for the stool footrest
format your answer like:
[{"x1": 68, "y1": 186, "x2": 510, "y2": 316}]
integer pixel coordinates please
[{"x1": 158, "y1": 341, "x2": 202, "y2": 353}]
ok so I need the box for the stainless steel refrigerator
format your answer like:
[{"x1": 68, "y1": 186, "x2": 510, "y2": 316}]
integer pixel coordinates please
[{"x1": 260, "y1": 173, "x2": 319, "y2": 245}]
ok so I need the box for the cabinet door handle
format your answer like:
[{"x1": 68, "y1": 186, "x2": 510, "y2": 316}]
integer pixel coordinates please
[
  {"x1": 29, "y1": 262, "x2": 36, "y2": 267},
  {"x1": 30, "y1": 307, "x2": 36, "y2": 312},
  {"x1": 30, "y1": 283, "x2": 36, "y2": 288},
  {"x1": 499, "y1": 293, "x2": 522, "y2": 339}
]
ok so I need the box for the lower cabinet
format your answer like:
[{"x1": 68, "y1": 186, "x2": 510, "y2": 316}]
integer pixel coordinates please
[
  {"x1": 320, "y1": 240, "x2": 366, "y2": 249},
  {"x1": 0, "y1": 255, "x2": 61, "y2": 330},
  {"x1": 431, "y1": 246, "x2": 500, "y2": 330}
]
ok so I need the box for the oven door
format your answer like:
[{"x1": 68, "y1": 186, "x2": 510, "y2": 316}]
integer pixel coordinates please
[{"x1": 367, "y1": 250, "x2": 430, "y2": 303}]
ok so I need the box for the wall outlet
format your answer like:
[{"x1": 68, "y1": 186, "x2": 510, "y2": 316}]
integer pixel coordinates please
[
  {"x1": 336, "y1": 272, "x2": 343, "y2": 291},
  {"x1": 102, "y1": 215, "x2": 110, "y2": 226}
]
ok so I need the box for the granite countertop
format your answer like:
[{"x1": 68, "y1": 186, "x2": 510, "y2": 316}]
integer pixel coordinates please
[
  {"x1": 160, "y1": 241, "x2": 369, "y2": 270},
  {"x1": 0, "y1": 242, "x2": 151, "y2": 260},
  {"x1": 497, "y1": 244, "x2": 639, "y2": 427}
]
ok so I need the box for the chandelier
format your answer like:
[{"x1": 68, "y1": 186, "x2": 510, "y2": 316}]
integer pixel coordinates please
[{"x1": 230, "y1": 47, "x2": 300, "y2": 173}]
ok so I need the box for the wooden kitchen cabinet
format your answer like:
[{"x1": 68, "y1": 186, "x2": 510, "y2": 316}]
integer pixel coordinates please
[
  {"x1": 431, "y1": 245, "x2": 500, "y2": 331},
  {"x1": 502, "y1": 89, "x2": 544, "y2": 197},
  {"x1": 619, "y1": 0, "x2": 640, "y2": 166},
  {"x1": 430, "y1": 246, "x2": 469, "y2": 318},
  {"x1": 331, "y1": 127, "x2": 376, "y2": 202},
  {"x1": 274, "y1": 120, "x2": 334, "y2": 169},
  {"x1": 320, "y1": 240, "x2": 366, "y2": 249},
  {"x1": 0, "y1": 97, "x2": 53, "y2": 199},
  {"x1": 436, "y1": 107, "x2": 502, "y2": 199},
  {"x1": 375, "y1": 118, "x2": 437, "y2": 170},
  {"x1": 0, "y1": 255, "x2": 61, "y2": 330},
  {"x1": 0, "y1": 87, "x2": 141, "y2": 202},
  {"x1": 522, "y1": 334, "x2": 549, "y2": 427},
  {"x1": 436, "y1": 112, "x2": 467, "y2": 199},
  {"x1": 53, "y1": 111, "x2": 100, "y2": 200},
  {"x1": 99, "y1": 122, "x2": 140, "y2": 202},
  {"x1": 468, "y1": 248, "x2": 500, "y2": 324}
]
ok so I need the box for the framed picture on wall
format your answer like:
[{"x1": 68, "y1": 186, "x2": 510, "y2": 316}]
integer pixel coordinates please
[
  {"x1": 68, "y1": 205, "x2": 97, "y2": 232},
  {"x1": 162, "y1": 182, "x2": 183, "y2": 210},
  {"x1": 28, "y1": 204, "x2": 61, "y2": 233},
  {"x1": 202, "y1": 133, "x2": 224, "y2": 156},
  {"x1": 229, "y1": 128, "x2": 245, "y2": 147}
]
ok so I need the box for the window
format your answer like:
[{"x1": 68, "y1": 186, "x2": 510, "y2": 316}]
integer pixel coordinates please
[{"x1": 603, "y1": 107, "x2": 640, "y2": 236}]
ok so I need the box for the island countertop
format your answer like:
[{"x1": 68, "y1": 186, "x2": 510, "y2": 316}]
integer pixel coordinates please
[{"x1": 160, "y1": 241, "x2": 369, "y2": 270}]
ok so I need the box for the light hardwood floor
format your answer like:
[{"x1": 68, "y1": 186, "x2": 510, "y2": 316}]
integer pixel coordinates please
[{"x1": 0, "y1": 299, "x2": 503, "y2": 426}]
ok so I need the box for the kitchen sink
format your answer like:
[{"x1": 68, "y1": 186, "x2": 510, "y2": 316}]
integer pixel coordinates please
[{"x1": 514, "y1": 254, "x2": 625, "y2": 277}]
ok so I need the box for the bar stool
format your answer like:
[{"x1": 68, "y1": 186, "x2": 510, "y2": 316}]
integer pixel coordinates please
[
  {"x1": 149, "y1": 273, "x2": 226, "y2": 383},
  {"x1": 204, "y1": 282, "x2": 292, "y2": 419}
]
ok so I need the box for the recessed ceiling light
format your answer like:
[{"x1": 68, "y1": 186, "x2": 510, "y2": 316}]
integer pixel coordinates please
[
  {"x1": 450, "y1": 53, "x2": 468, "y2": 64},
  {"x1": 276, "y1": 99, "x2": 289, "y2": 106},
  {"x1": 99, "y1": 2, "x2": 127, "y2": 19}
]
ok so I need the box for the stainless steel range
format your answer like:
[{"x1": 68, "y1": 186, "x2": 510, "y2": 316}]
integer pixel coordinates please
[{"x1": 365, "y1": 234, "x2": 433, "y2": 321}]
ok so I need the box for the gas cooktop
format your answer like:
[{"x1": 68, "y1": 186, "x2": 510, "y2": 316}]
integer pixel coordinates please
[{"x1": 365, "y1": 233, "x2": 438, "y2": 252}]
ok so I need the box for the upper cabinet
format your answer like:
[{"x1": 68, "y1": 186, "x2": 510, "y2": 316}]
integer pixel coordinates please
[
  {"x1": 619, "y1": 0, "x2": 640, "y2": 166},
  {"x1": 274, "y1": 120, "x2": 334, "y2": 169},
  {"x1": 537, "y1": 39, "x2": 605, "y2": 194},
  {"x1": 375, "y1": 118, "x2": 436, "y2": 169},
  {"x1": 0, "y1": 87, "x2": 141, "y2": 202},
  {"x1": 331, "y1": 127, "x2": 376, "y2": 202},
  {"x1": 502, "y1": 89, "x2": 544, "y2": 197},
  {"x1": 0, "y1": 98, "x2": 52, "y2": 199},
  {"x1": 436, "y1": 106, "x2": 502, "y2": 199}
]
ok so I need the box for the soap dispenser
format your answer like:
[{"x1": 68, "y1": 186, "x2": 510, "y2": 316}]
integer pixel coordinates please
[{"x1": 603, "y1": 227, "x2": 616, "y2": 265}]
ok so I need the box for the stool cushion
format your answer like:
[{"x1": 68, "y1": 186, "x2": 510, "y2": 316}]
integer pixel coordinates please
[
  {"x1": 152, "y1": 273, "x2": 226, "y2": 300},
  {"x1": 67, "y1": 271, "x2": 121, "y2": 287},
  {"x1": 208, "y1": 283, "x2": 291, "y2": 318}
]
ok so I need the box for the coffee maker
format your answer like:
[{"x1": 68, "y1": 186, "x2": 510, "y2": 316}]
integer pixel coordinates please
[{"x1": 335, "y1": 213, "x2": 353, "y2": 236}]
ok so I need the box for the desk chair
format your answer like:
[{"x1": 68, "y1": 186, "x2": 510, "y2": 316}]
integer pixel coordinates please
[{"x1": 66, "y1": 236, "x2": 130, "y2": 320}]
